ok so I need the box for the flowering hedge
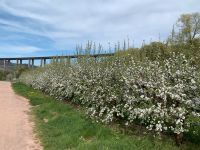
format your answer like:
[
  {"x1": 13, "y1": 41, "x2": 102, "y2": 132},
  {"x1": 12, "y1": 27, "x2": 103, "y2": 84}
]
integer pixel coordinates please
[{"x1": 19, "y1": 54, "x2": 200, "y2": 137}]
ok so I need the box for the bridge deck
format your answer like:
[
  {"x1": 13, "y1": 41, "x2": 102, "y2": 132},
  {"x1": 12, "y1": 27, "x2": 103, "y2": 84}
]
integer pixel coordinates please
[{"x1": 0, "y1": 53, "x2": 114, "y2": 60}]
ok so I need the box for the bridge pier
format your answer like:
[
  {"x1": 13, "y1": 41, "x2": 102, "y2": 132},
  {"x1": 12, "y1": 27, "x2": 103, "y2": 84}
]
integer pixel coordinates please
[
  {"x1": 16, "y1": 59, "x2": 19, "y2": 66},
  {"x1": 3, "y1": 59, "x2": 6, "y2": 70},
  {"x1": 44, "y1": 59, "x2": 46, "y2": 66},
  {"x1": 40, "y1": 58, "x2": 47, "y2": 67},
  {"x1": 40, "y1": 59, "x2": 43, "y2": 67},
  {"x1": 67, "y1": 57, "x2": 71, "y2": 64},
  {"x1": 2, "y1": 59, "x2": 11, "y2": 71},
  {"x1": 28, "y1": 59, "x2": 31, "y2": 68},
  {"x1": 31, "y1": 59, "x2": 34, "y2": 68},
  {"x1": 20, "y1": 59, "x2": 22, "y2": 65}
]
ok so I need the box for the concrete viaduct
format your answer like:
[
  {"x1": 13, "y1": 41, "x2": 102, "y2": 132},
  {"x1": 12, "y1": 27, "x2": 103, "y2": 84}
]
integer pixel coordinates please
[{"x1": 0, "y1": 53, "x2": 114, "y2": 70}]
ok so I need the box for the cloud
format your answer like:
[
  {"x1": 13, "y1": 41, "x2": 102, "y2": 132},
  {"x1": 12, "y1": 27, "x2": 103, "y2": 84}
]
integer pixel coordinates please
[
  {"x1": 0, "y1": 45, "x2": 43, "y2": 57},
  {"x1": 0, "y1": 0, "x2": 199, "y2": 57}
]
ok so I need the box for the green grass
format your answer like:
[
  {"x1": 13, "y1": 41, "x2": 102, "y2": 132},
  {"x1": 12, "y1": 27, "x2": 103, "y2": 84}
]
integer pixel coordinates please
[{"x1": 12, "y1": 82, "x2": 199, "y2": 150}]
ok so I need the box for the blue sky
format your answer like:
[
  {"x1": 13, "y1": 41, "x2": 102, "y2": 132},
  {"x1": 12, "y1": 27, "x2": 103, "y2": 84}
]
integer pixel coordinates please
[{"x1": 0, "y1": 0, "x2": 199, "y2": 57}]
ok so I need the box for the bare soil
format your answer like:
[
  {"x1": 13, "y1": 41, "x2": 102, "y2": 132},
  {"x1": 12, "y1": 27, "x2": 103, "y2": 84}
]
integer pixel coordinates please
[{"x1": 0, "y1": 81, "x2": 42, "y2": 150}]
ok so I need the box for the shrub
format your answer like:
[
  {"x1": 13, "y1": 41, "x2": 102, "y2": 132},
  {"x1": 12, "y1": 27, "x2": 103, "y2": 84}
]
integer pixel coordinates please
[{"x1": 19, "y1": 53, "x2": 200, "y2": 143}]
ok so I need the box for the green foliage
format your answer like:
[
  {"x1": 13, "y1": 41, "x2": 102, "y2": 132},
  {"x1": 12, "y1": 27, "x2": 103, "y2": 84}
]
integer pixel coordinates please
[
  {"x1": 0, "y1": 71, "x2": 6, "y2": 80},
  {"x1": 15, "y1": 66, "x2": 30, "y2": 79},
  {"x1": 0, "y1": 70, "x2": 11, "y2": 81},
  {"x1": 0, "y1": 65, "x2": 29, "y2": 81},
  {"x1": 176, "y1": 12, "x2": 200, "y2": 44},
  {"x1": 142, "y1": 42, "x2": 169, "y2": 61}
]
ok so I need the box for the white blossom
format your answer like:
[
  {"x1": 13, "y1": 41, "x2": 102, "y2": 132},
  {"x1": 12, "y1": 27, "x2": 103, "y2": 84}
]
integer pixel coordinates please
[{"x1": 19, "y1": 53, "x2": 200, "y2": 135}]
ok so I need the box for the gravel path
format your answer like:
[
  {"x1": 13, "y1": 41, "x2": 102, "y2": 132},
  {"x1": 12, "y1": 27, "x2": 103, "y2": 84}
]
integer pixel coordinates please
[{"x1": 0, "y1": 81, "x2": 42, "y2": 150}]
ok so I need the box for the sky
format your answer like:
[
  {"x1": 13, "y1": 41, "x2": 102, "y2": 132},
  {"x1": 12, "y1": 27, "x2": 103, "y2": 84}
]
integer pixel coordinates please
[{"x1": 0, "y1": 0, "x2": 199, "y2": 58}]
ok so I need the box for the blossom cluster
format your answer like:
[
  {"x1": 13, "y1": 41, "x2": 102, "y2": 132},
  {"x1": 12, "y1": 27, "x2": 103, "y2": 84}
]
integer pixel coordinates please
[{"x1": 19, "y1": 54, "x2": 200, "y2": 135}]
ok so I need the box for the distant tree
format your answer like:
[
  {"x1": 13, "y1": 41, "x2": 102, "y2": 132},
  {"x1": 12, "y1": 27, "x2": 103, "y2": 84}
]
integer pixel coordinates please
[{"x1": 176, "y1": 12, "x2": 200, "y2": 44}]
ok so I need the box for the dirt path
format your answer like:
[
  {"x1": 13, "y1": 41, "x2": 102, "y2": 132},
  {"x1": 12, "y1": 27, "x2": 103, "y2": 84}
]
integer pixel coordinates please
[{"x1": 0, "y1": 81, "x2": 42, "y2": 150}]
